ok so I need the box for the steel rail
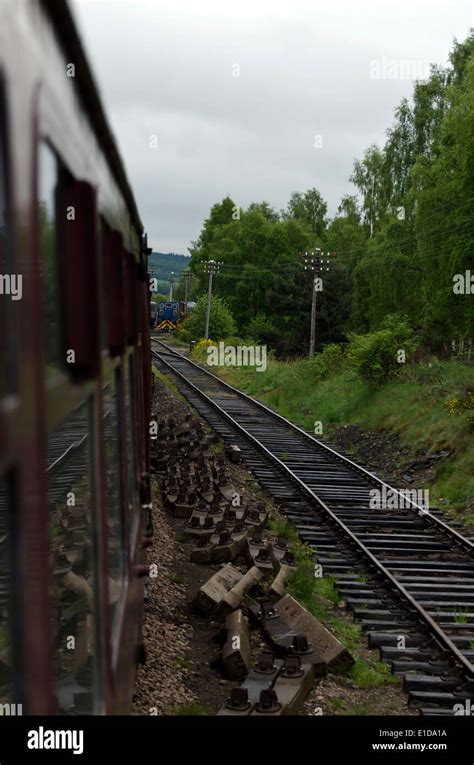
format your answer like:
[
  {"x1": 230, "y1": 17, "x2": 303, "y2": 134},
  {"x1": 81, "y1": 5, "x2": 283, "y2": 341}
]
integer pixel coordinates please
[
  {"x1": 152, "y1": 341, "x2": 474, "y2": 679},
  {"x1": 152, "y1": 339, "x2": 473, "y2": 553}
]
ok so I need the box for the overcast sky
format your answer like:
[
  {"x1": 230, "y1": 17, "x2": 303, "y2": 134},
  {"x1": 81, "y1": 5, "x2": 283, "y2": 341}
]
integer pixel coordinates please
[{"x1": 72, "y1": 0, "x2": 473, "y2": 254}]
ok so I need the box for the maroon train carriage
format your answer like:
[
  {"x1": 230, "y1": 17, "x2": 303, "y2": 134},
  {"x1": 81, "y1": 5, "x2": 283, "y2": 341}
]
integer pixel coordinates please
[{"x1": 0, "y1": 0, "x2": 153, "y2": 714}]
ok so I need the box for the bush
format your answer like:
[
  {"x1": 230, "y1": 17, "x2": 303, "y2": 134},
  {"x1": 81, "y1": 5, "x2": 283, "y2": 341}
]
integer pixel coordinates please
[
  {"x1": 308, "y1": 343, "x2": 345, "y2": 379},
  {"x1": 347, "y1": 315, "x2": 418, "y2": 384},
  {"x1": 187, "y1": 295, "x2": 236, "y2": 340},
  {"x1": 246, "y1": 313, "x2": 278, "y2": 346}
]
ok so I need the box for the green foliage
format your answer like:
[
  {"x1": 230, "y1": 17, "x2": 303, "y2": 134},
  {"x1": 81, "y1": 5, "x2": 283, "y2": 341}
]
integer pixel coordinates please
[
  {"x1": 285, "y1": 536, "x2": 398, "y2": 693},
  {"x1": 186, "y1": 32, "x2": 474, "y2": 355},
  {"x1": 347, "y1": 659, "x2": 397, "y2": 689},
  {"x1": 347, "y1": 316, "x2": 418, "y2": 384},
  {"x1": 218, "y1": 354, "x2": 474, "y2": 511},
  {"x1": 245, "y1": 313, "x2": 278, "y2": 345},
  {"x1": 174, "y1": 657, "x2": 194, "y2": 670},
  {"x1": 444, "y1": 390, "x2": 474, "y2": 430},
  {"x1": 282, "y1": 188, "x2": 328, "y2": 237},
  {"x1": 186, "y1": 295, "x2": 236, "y2": 340},
  {"x1": 308, "y1": 343, "x2": 345, "y2": 379},
  {"x1": 188, "y1": 190, "x2": 350, "y2": 355},
  {"x1": 349, "y1": 33, "x2": 474, "y2": 345},
  {"x1": 267, "y1": 516, "x2": 299, "y2": 540},
  {"x1": 151, "y1": 292, "x2": 168, "y2": 304}
]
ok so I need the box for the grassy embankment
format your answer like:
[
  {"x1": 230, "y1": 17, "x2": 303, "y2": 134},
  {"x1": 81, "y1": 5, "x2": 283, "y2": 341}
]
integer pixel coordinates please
[{"x1": 192, "y1": 346, "x2": 474, "y2": 520}]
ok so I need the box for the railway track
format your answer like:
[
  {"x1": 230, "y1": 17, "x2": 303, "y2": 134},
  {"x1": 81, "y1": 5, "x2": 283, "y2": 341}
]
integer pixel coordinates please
[
  {"x1": 152, "y1": 338, "x2": 474, "y2": 716},
  {"x1": 45, "y1": 390, "x2": 117, "y2": 504}
]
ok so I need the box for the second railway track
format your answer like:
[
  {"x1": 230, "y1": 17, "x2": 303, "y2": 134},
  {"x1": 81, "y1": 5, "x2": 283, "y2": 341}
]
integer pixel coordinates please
[{"x1": 152, "y1": 337, "x2": 474, "y2": 715}]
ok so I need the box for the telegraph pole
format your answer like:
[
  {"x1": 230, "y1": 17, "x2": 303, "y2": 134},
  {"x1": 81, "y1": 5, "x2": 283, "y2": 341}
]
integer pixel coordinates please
[
  {"x1": 182, "y1": 269, "x2": 191, "y2": 316},
  {"x1": 203, "y1": 260, "x2": 222, "y2": 340},
  {"x1": 300, "y1": 250, "x2": 333, "y2": 357},
  {"x1": 168, "y1": 272, "x2": 176, "y2": 300}
]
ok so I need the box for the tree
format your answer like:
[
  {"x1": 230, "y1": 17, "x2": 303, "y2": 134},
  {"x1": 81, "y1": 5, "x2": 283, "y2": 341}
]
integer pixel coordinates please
[
  {"x1": 337, "y1": 195, "x2": 361, "y2": 224},
  {"x1": 350, "y1": 144, "x2": 387, "y2": 238},
  {"x1": 384, "y1": 98, "x2": 416, "y2": 216},
  {"x1": 246, "y1": 201, "x2": 280, "y2": 223},
  {"x1": 284, "y1": 188, "x2": 328, "y2": 238},
  {"x1": 187, "y1": 295, "x2": 236, "y2": 340}
]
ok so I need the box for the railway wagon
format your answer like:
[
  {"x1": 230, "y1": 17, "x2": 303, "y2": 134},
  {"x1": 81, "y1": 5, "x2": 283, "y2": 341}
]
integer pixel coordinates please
[
  {"x1": 178, "y1": 300, "x2": 196, "y2": 318},
  {"x1": 0, "y1": 0, "x2": 152, "y2": 714},
  {"x1": 149, "y1": 301, "x2": 158, "y2": 329}
]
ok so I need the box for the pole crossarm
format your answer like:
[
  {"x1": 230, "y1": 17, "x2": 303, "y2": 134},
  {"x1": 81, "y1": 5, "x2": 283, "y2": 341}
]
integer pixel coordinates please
[{"x1": 297, "y1": 250, "x2": 336, "y2": 357}]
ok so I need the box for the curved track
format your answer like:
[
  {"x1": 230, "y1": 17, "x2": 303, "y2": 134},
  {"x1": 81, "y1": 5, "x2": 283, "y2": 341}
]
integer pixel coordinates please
[{"x1": 152, "y1": 338, "x2": 474, "y2": 715}]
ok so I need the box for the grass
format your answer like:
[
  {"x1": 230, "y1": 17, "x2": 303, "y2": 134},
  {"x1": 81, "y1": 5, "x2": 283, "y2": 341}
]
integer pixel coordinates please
[
  {"x1": 175, "y1": 657, "x2": 194, "y2": 670},
  {"x1": 267, "y1": 515, "x2": 299, "y2": 541},
  {"x1": 212, "y1": 357, "x2": 474, "y2": 513},
  {"x1": 152, "y1": 367, "x2": 187, "y2": 403},
  {"x1": 169, "y1": 572, "x2": 186, "y2": 585},
  {"x1": 286, "y1": 539, "x2": 397, "y2": 689},
  {"x1": 348, "y1": 658, "x2": 397, "y2": 689}
]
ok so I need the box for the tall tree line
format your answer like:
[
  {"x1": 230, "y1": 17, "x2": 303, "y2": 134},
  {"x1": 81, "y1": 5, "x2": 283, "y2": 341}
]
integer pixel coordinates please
[{"x1": 189, "y1": 33, "x2": 474, "y2": 355}]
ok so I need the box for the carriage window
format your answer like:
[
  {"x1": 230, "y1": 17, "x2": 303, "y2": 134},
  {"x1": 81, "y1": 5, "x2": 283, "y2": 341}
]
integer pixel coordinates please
[
  {"x1": 99, "y1": 222, "x2": 108, "y2": 351},
  {"x1": 38, "y1": 144, "x2": 63, "y2": 380},
  {"x1": 0, "y1": 476, "x2": 17, "y2": 714},
  {"x1": 46, "y1": 398, "x2": 100, "y2": 713},
  {"x1": 103, "y1": 379, "x2": 124, "y2": 622},
  {"x1": 125, "y1": 356, "x2": 138, "y2": 541},
  {"x1": 0, "y1": 477, "x2": 7, "y2": 696},
  {"x1": 0, "y1": 87, "x2": 15, "y2": 396}
]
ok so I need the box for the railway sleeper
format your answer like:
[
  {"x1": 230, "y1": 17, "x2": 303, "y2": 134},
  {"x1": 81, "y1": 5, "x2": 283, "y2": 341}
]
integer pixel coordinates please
[
  {"x1": 403, "y1": 673, "x2": 463, "y2": 692},
  {"x1": 154, "y1": 348, "x2": 474, "y2": 715}
]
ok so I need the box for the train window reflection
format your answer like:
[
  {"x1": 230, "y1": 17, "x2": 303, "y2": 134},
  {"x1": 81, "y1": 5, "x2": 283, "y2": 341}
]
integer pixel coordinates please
[
  {"x1": 0, "y1": 476, "x2": 12, "y2": 705},
  {"x1": 46, "y1": 399, "x2": 99, "y2": 713},
  {"x1": 125, "y1": 356, "x2": 138, "y2": 541},
  {"x1": 0, "y1": 86, "x2": 15, "y2": 396},
  {"x1": 38, "y1": 143, "x2": 62, "y2": 380},
  {"x1": 103, "y1": 380, "x2": 124, "y2": 623}
]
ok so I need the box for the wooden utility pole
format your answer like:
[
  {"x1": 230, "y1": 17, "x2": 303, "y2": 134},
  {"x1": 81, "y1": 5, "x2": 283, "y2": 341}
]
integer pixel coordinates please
[
  {"x1": 301, "y1": 250, "x2": 333, "y2": 357},
  {"x1": 310, "y1": 276, "x2": 318, "y2": 357},
  {"x1": 168, "y1": 272, "x2": 176, "y2": 300},
  {"x1": 182, "y1": 269, "x2": 191, "y2": 316},
  {"x1": 203, "y1": 260, "x2": 221, "y2": 340}
]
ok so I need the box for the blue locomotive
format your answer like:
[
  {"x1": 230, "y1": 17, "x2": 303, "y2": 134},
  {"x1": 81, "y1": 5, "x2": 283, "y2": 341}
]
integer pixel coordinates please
[{"x1": 156, "y1": 301, "x2": 180, "y2": 331}]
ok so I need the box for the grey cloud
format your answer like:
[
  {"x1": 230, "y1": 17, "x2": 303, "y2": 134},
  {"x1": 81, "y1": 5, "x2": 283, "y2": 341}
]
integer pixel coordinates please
[{"x1": 72, "y1": 0, "x2": 472, "y2": 252}]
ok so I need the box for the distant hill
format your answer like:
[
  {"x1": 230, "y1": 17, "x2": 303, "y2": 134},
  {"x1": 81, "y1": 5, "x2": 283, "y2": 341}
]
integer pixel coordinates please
[{"x1": 148, "y1": 252, "x2": 190, "y2": 280}]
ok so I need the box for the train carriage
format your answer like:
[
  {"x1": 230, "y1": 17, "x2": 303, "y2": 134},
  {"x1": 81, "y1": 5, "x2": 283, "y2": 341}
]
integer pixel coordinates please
[
  {"x1": 149, "y1": 301, "x2": 158, "y2": 329},
  {"x1": 0, "y1": 0, "x2": 152, "y2": 714}
]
